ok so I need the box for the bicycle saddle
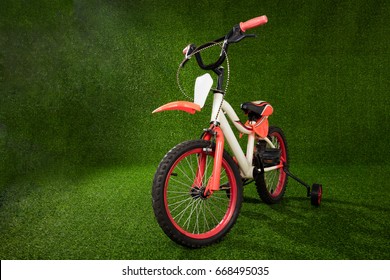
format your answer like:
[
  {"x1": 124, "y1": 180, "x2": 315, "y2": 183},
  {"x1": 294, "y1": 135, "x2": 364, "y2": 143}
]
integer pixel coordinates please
[{"x1": 240, "y1": 101, "x2": 273, "y2": 118}]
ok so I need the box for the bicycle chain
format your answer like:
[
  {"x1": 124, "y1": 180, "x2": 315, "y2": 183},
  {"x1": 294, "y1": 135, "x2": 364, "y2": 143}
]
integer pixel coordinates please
[{"x1": 176, "y1": 41, "x2": 230, "y2": 122}]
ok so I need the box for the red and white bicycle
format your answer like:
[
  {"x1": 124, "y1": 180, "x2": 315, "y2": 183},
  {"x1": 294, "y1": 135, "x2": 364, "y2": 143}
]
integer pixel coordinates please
[{"x1": 152, "y1": 15, "x2": 322, "y2": 248}]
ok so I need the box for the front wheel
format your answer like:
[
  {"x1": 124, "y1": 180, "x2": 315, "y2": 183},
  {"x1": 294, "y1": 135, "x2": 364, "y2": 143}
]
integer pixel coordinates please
[
  {"x1": 256, "y1": 126, "x2": 289, "y2": 204},
  {"x1": 152, "y1": 140, "x2": 243, "y2": 248}
]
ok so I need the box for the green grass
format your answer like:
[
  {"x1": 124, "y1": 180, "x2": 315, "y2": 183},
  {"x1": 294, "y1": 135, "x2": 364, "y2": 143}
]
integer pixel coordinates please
[
  {"x1": 0, "y1": 0, "x2": 389, "y2": 259},
  {"x1": 1, "y1": 0, "x2": 389, "y2": 179},
  {"x1": 0, "y1": 164, "x2": 388, "y2": 259}
]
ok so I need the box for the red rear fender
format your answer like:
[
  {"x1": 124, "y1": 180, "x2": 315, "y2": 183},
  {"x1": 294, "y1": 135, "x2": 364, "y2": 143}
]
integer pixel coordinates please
[{"x1": 152, "y1": 101, "x2": 201, "y2": 115}]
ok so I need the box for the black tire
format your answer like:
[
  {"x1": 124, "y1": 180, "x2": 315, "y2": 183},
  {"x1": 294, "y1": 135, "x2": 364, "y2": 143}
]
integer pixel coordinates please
[
  {"x1": 256, "y1": 126, "x2": 289, "y2": 204},
  {"x1": 152, "y1": 140, "x2": 243, "y2": 248},
  {"x1": 311, "y1": 184, "x2": 322, "y2": 206}
]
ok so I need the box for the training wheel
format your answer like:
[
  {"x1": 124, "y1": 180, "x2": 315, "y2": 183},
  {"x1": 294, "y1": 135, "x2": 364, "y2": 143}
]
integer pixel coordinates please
[{"x1": 310, "y1": 183, "x2": 322, "y2": 206}]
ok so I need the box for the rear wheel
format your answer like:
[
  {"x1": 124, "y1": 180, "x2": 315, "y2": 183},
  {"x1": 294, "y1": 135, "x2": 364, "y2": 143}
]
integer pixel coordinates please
[
  {"x1": 256, "y1": 126, "x2": 288, "y2": 204},
  {"x1": 152, "y1": 140, "x2": 243, "y2": 248}
]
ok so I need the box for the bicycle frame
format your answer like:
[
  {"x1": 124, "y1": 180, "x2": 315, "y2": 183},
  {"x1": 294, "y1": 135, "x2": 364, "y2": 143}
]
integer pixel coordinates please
[
  {"x1": 152, "y1": 15, "x2": 322, "y2": 248},
  {"x1": 153, "y1": 90, "x2": 281, "y2": 195},
  {"x1": 213, "y1": 94, "x2": 280, "y2": 176},
  {"x1": 153, "y1": 16, "x2": 279, "y2": 196}
]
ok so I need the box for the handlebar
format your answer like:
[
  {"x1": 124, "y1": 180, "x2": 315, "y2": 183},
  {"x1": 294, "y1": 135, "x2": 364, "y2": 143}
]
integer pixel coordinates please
[
  {"x1": 239, "y1": 15, "x2": 268, "y2": 32},
  {"x1": 182, "y1": 15, "x2": 268, "y2": 71}
]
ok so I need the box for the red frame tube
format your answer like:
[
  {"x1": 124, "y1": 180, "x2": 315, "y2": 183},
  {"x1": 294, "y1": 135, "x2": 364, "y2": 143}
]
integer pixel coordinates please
[{"x1": 205, "y1": 126, "x2": 224, "y2": 193}]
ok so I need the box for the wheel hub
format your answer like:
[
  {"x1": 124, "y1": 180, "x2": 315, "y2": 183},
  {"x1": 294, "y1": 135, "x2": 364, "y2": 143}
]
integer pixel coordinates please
[{"x1": 190, "y1": 186, "x2": 208, "y2": 200}]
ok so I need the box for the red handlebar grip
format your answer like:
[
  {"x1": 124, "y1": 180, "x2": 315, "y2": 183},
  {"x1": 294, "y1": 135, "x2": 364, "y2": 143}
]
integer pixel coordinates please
[{"x1": 239, "y1": 15, "x2": 268, "y2": 32}]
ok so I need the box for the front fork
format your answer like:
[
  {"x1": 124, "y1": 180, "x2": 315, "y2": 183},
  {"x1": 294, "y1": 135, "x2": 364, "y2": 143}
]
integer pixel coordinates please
[
  {"x1": 194, "y1": 125, "x2": 225, "y2": 196},
  {"x1": 194, "y1": 68, "x2": 227, "y2": 196}
]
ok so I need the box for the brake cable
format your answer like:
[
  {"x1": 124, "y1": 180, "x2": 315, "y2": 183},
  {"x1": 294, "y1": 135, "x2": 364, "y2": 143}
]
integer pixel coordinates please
[{"x1": 176, "y1": 41, "x2": 230, "y2": 123}]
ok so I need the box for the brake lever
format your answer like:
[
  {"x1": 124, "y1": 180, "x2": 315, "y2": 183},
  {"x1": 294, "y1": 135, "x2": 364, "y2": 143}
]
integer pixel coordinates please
[
  {"x1": 227, "y1": 33, "x2": 257, "y2": 43},
  {"x1": 227, "y1": 25, "x2": 258, "y2": 43},
  {"x1": 245, "y1": 34, "x2": 257, "y2": 38}
]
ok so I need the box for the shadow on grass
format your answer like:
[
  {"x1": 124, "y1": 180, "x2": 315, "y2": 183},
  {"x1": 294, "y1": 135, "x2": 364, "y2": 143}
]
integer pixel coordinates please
[
  {"x1": 0, "y1": 163, "x2": 93, "y2": 209},
  {"x1": 1, "y1": 164, "x2": 388, "y2": 260},
  {"x1": 236, "y1": 194, "x2": 390, "y2": 259}
]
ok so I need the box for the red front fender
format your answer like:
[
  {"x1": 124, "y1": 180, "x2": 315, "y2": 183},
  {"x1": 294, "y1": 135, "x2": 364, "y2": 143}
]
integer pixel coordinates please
[{"x1": 152, "y1": 101, "x2": 201, "y2": 115}]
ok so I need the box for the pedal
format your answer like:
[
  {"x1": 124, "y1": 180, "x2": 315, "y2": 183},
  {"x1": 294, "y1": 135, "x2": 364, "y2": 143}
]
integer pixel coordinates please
[{"x1": 261, "y1": 148, "x2": 281, "y2": 167}]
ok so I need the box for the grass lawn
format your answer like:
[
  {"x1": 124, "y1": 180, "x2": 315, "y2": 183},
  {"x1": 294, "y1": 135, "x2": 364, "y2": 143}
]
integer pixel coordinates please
[
  {"x1": 0, "y1": 163, "x2": 388, "y2": 259},
  {"x1": 1, "y1": 0, "x2": 389, "y2": 260}
]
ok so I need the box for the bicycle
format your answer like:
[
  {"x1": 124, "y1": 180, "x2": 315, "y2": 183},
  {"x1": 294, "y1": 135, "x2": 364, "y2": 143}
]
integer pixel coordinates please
[{"x1": 152, "y1": 15, "x2": 323, "y2": 248}]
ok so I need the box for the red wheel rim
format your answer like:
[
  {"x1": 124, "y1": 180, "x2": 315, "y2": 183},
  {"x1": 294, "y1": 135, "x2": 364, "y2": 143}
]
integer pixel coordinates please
[
  {"x1": 266, "y1": 131, "x2": 287, "y2": 198},
  {"x1": 163, "y1": 148, "x2": 237, "y2": 239}
]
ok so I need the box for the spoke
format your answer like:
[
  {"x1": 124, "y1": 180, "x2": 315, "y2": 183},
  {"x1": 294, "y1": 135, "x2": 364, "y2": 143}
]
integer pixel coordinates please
[
  {"x1": 170, "y1": 197, "x2": 195, "y2": 214},
  {"x1": 271, "y1": 170, "x2": 279, "y2": 189},
  {"x1": 208, "y1": 199, "x2": 228, "y2": 215},
  {"x1": 204, "y1": 156, "x2": 215, "y2": 188},
  {"x1": 167, "y1": 190, "x2": 190, "y2": 194},
  {"x1": 209, "y1": 194, "x2": 230, "y2": 202},
  {"x1": 185, "y1": 155, "x2": 196, "y2": 180},
  {"x1": 168, "y1": 196, "x2": 193, "y2": 208},
  {"x1": 202, "y1": 200, "x2": 209, "y2": 232},
  {"x1": 220, "y1": 172, "x2": 227, "y2": 182},
  {"x1": 169, "y1": 177, "x2": 191, "y2": 189},
  {"x1": 266, "y1": 171, "x2": 272, "y2": 186},
  {"x1": 175, "y1": 164, "x2": 194, "y2": 185},
  {"x1": 193, "y1": 199, "x2": 201, "y2": 234},
  {"x1": 266, "y1": 165, "x2": 278, "y2": 189},
  {"x1": 266, "y1": 172, "x2": 274, "y2": 192},
  {"x1": 174, "y1": 198, "x2": 196, "y2": 223},
  {"x1": 183, "y1": 197, "x2": 200, "y2": 230},
  {"x1": 205, "y1": 200, "x2": 221, "y2": 225},
  {"x1": 195, "y1": 154, "x2": 204, "y2": 187},
  {"x1": 168, "y1": 193, "x2": 191, "y2": 200},
  {"x1": 202, "y1": 154, "x2": 211, "y2": 186}
]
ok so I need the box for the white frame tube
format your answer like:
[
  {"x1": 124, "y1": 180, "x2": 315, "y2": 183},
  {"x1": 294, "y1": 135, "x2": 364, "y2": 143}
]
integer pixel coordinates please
[
  {"x1": 210, "y1": 93, "x2": 224, "y2": 123},
  {"x1": 214, "y1": 99, "x2": 277, "y2": 178},
  {"x1": 218, "y1": 112, "x2": 253, "y2": 178}
]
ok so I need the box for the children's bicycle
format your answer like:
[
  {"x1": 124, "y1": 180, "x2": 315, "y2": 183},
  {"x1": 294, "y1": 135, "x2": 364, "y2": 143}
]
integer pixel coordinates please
[{"x1": 152, "y1": 15, "x2": 323, "y2": 248}]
